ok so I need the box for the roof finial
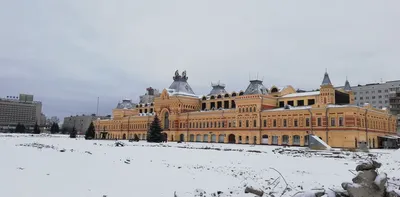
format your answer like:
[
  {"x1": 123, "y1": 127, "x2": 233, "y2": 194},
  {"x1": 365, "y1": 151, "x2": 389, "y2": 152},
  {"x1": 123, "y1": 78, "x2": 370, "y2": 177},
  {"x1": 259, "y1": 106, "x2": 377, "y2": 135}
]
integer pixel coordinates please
[
  {"x1": 257, "y1": 72, "x2": 259, "y2": 80},
  {"x1": 346, "y1": 76, "x2": 348, "y2": 81},
  {"x1": 325, "y1": 68, "x2": 327, "y2": 73}
]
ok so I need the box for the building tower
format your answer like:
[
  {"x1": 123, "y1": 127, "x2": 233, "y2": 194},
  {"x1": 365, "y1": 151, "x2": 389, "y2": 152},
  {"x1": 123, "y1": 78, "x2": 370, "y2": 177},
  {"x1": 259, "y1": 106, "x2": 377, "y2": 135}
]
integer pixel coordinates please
[
  {"x1": 344, "y1": 78, "x2": 355, "y2": 104},
  {"x1": 319, "y1": 71, "x2": 335, "y2": 104}
]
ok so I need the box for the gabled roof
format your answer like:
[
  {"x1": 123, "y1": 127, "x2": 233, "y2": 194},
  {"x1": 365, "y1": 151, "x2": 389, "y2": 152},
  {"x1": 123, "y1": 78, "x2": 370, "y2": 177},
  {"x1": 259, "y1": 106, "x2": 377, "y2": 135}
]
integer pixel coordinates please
[{"x1": 321, "y1": 72, "x2": 332, "y2": 86}]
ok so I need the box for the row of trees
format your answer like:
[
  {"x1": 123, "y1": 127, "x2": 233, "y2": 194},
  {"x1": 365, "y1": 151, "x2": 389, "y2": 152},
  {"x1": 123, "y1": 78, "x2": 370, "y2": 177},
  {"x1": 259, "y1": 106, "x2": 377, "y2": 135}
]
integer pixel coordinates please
[
  {"x1": 12, "y1": 123, "x2": 42, "y2": 134},
  {"x1": 83, "y1": 115, "x2": 165, "y2": 143}
]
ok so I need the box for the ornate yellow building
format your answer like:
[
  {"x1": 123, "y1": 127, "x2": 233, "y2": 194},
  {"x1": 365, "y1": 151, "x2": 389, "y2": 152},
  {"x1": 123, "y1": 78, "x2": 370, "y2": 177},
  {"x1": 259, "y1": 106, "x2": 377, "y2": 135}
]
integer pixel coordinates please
[{"x1": 94, "y1": 70, "x2": 398, "y2": 148}]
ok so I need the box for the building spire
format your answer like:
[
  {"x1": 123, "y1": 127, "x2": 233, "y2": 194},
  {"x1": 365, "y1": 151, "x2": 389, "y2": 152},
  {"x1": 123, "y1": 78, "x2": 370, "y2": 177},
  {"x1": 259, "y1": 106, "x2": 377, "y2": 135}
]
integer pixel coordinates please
[
  {"x1": 344, "y1": 78, "x2": 352, "y2": 91},
  {"x1": 321, "y1": 71, "x2": 332, "y2": 86}
]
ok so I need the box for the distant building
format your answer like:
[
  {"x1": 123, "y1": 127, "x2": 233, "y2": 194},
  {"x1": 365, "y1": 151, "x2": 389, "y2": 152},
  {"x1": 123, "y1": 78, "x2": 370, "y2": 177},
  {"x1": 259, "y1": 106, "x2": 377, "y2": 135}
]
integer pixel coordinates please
[
  {"x1": 344, "y1": 80, "x2": 400, "y2": 110},
  {"x1": 340, "y1": 80, "x2": 400, "y2": 134},
  {"x1": 0, "y1": 94, "x2": 42, "y2": 131},
  {"x1": 62, "y1": 114, "x2": 110, "y2": 135},
  {"x1": 40, "y1": 113, "x2": 46, "y2": 126}
]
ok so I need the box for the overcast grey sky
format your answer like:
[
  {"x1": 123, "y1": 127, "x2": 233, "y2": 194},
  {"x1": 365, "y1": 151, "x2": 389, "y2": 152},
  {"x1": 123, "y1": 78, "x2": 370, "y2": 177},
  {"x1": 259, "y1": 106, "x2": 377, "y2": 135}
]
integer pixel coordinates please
[{"x1": 1, "y1": 0, "x2": 400, "y2": 120}]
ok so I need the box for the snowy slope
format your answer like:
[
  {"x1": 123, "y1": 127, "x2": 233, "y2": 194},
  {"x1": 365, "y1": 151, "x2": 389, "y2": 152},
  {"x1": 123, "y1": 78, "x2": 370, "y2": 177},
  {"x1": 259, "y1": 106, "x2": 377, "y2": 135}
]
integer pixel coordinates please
[{"x1": 0, "y1": 134, "x2": 398, "y2": 197}]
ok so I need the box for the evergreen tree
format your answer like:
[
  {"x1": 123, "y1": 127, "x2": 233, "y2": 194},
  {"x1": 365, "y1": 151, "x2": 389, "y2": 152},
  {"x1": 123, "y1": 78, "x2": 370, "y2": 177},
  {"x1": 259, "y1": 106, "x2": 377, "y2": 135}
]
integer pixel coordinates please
[
  {"x1": 70, "y1": 127, "x2": 77, "y2": 138},
  {"x1": 85, "y1": 122, "x2": 96, "y2": 140},
  {"x1": 55, "y1": 123, "x2": 60, "y2": 133},
  {"x1": 50, "y1": 123, "x2": 56, "y2": 134},
  {"x1": 61, "y1": 127, "x2": 67, "y2": 134},
  {"x1": 147, "y1": 115, "x2": 163, "y2": 142},
  {"x1": 133, "y1": 134, "x2": 140, "y2": 142},
  {"x1": 15, "y1": 123, "x2": 26, "y2": 133},
  {"x1": 33, "y1": 123, "x2": 41, "y2": 134}
]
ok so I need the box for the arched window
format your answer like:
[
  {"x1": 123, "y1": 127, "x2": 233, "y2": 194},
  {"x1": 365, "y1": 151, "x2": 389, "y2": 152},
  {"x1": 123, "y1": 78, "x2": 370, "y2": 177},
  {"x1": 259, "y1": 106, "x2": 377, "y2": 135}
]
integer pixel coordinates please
[
  {"x1": 202, "y1": 96, "x2": 207, "y2": 100},
  {"x1": 271, "y1": 87, "x2": 278, "y2": 93},
  {"x1": 217, "y1": 95, "x2": 222, "y2": 99},
  {"x1": 210, "y1": 96, "x2": 215, "y2": 100},
  {"x1": 164, "y1": 112, "x2": 170, "y2": 129},
  {"x1": 232, "y1": 93, "x2": 237, "y2": 97},
  {"x1": 239, "y1": 92, "x2": 244, "y2": 96},
  {"x1": 224, "y1": 94, "x2": 229, "y2": 98}
]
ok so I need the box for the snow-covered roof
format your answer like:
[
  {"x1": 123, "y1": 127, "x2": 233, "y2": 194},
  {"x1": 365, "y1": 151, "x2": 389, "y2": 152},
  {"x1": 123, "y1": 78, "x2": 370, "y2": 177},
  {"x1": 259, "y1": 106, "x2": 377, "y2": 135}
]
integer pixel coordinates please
[
  {"x1": 281, "y1": 91, "x2": 320, "y2": 98},
  {"x1": 116, "y1": 99, "x2": 136, "y2": 109},
  {"x1": 166, "y1": 89, "x2": 199, "y2": 98},
  {"x1": 264, "y1": 106, "x2": 312, "y2": 112},
  {"x1": 244, "y1": 80, "x2": 268, "y2": 95},
  {"x1": 168, "y1": 70, "x2": 196, "y2": 95}
]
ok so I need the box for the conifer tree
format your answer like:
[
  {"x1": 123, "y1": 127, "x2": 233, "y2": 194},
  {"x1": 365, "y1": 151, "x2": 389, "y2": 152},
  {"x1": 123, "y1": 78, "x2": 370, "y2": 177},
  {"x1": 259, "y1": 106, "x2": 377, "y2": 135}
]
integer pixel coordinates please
[
  {"x1": 50, "y1": 123, "x2": 56, "y2": 134},
  {"x1": 15, "y1": 123, "x2": 25, "y2": 133},
  {"x1": 147, "y1": 115, "x2": 163, "y2": 142},
  {"x1": 33, "y1": 123, "x2": 41, "y2": 134},
  {"x1": 85, "y1": 122, "x2": 96, "y2": 140},
  {"x1": 70, "y1": 127, "x2": 77, "y2": 138},
  {"x1": 54, "y1": 123, "x2": 60, "y2": 133},
  {"x1": 133, "y1": 134, "x2": 140, "y2": 142}
]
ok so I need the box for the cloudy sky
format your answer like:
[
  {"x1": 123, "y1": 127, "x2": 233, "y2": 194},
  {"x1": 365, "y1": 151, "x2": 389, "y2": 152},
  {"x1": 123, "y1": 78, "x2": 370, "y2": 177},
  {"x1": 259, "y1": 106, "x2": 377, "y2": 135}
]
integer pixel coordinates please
[{"x1": 1, "y1": 0, "x2": 399, "y2": 120}]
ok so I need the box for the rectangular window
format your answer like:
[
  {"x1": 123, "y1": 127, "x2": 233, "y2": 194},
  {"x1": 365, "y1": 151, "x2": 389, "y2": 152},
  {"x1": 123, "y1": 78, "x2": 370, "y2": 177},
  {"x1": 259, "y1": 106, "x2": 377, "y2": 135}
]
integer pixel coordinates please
[
  {"x1": 201, "y1": 103, "x2": 206, "y2": 110},
  {"x1": 224, "y1": 101, "x2": 229, "y2": 109},
  {"x1": 279, "y1": 101, "x2": 284, "y2": 108},
  {"x1": 372, "y1": 96, "x2": 375, "y2": 99},
  {"x1": 287, "y1": 101, "x2": 294, "y2": 106},
  {"x1": 239, "y1": 121, "x2": 242, "y2": 127},
  {"x1": 306, "y1": 118, "x2": 310, "y2": 127},
  {"x1": 283, "y1": 119, "x2": 287, "y2": 127},
  {"x1": 360, "y1": 97, "x2": 363, "y2": 100},
  {"x1": 294, "y1": 119, "x2": 298, "y2": 127},
  {"x1": 222, "y1": 122, "x2": 225, "y2": 127},
  {"x1": 366, "y1": 96, "x2": 369, "y2": 99},
  {"x1": 228, "y1": 121, "x2": 231, "y2": 127},
  {"x1": 246, "y1": 120, "x2": 249, "y2": 127},
  {"x1": 331, "y1": 118, "x2": 336, "y2": 126},
  {"x1": 378, "y1": 95, "x2": 382, "y2": 99},
  {"x1": 317, "y1": 118, "x2": 322, "y2": 126},
  {"x1": 308, "y1": 99, "x2": 315, "y2": 105},
  {"x1": 218, "y1": 122, "x2": 221, "y2": 128},
  {"x1": 210, "y1": 102, "x2": 215, "y2": 109},
  {"x1": 297, "y1": 100, "x2": 304, "y2": 106},
  {"x1": 263, "y1": 119, "x2": 267, "y2": 127},
  {"x1": 378, "y1": 90, "x2": 382, "y2": 93},
  {"x1": 253, "y1": 120, "x2": 257, "y2": 127},
  {"x1": 273, "y1": 120, "x2": 277, "y2": 127}
]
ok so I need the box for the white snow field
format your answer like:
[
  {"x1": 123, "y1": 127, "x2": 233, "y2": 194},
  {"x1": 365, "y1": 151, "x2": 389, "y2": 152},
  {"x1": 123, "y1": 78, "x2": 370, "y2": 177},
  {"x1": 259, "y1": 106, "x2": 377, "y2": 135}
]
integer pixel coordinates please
[{"x1": 0, "y1": 134, "x2": 399, "y2": 197}]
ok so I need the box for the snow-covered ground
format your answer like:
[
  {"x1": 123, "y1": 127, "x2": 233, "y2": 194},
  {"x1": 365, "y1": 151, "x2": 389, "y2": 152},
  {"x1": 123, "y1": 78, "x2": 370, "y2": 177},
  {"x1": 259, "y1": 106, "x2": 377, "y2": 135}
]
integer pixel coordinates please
[{"x1": 0, "y1": 134, "x2": 399, "y2": 197}]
